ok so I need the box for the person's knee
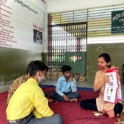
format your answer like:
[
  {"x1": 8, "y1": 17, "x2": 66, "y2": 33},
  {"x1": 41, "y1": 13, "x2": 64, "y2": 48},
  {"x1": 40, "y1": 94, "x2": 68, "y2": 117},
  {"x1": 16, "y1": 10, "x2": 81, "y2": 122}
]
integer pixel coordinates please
[
  {"x1": 44, "y1": 91, "x2": 48, "y2": 97},
  {"x1": 71, "y1": 92, "x2": 80, "y2": 98},
  {"x1": 75, "y1": 92, "x2": 80, "y2": 98},
  {"x1": 54, "y1": 114, "x2": 63, "y2": 124},
  {"x1": 80, "y1": 100, "x2": 87, "y2": 109},
  {"x1": 49, "y1": 92, "x2": 55, "y2": 98},
  {"x1": 114, "y1": 103, "x2": 123, "y2": 114}
]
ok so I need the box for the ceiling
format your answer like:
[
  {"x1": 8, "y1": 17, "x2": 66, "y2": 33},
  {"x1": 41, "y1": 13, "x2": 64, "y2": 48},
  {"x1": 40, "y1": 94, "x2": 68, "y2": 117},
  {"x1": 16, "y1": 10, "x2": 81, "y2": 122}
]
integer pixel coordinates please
[{"x1": 46, "y1": 0, "x2": 124, "y2": 13}]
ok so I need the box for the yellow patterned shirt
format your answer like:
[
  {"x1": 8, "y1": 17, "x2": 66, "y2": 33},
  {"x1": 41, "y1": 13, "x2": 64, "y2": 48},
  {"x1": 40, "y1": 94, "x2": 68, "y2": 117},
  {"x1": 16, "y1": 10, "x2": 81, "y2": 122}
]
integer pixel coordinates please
[
  {"x1": 6, "y1": 78, "x2": 54, "y2": 120},
  {"x1": 7, "y1": 75, "x2": 27, "y2": 104}
]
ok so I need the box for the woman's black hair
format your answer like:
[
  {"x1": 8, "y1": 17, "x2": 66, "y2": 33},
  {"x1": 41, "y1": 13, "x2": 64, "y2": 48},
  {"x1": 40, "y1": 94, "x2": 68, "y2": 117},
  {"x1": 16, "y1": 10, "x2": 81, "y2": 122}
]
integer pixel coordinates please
[{"x1": 98, "y1": 53, "x2": 111, "y2": 68}]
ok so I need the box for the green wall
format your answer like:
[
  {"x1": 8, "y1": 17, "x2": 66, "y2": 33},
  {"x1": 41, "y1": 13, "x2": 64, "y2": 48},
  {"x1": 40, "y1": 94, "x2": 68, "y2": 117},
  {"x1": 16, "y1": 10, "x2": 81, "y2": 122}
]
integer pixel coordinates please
[
  {"x1": 87, "y1": 43, "x2": 124, "y2": 82},
  {"x1": 3, "y1": 43, "x2": 123, "y2": 85},
  {"x1": 0, "y1": 47, "x2": 42, "y2": 85},
  {"x1": 42, "y1": 53, "x2": 47, "y2": 65}
]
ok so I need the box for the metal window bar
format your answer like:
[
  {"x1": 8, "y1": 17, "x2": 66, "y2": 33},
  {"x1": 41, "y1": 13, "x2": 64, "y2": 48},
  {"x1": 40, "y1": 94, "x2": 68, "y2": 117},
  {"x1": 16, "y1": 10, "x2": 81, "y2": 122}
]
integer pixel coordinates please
[
  {"x1": 48, "y1": 22, "x2": 87, "y2": 70},
  {"x1": 48, "y1": 4, "x2": 124, "y2": 70}
]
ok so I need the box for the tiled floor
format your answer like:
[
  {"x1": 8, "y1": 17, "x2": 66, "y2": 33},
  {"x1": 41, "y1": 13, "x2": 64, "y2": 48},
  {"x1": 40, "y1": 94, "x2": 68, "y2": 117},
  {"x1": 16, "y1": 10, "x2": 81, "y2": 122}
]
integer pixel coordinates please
[{"x1": 41, "y1": 79, "x2": 124, "y2": 100}]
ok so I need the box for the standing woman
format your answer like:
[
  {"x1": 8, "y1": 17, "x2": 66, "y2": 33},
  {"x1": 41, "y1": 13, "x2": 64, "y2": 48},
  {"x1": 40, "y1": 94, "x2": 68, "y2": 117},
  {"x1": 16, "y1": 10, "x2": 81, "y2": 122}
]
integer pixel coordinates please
[{"x1": 80, "y1": 53, "x2": 123, "y2": 118}]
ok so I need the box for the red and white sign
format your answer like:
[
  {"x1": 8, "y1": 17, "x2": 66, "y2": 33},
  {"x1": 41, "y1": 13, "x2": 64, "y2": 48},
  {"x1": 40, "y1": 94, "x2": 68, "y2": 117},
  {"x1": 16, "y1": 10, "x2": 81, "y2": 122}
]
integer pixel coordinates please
[{"x1": 104, "y1": 68, "x2": 122, "y2": 104}]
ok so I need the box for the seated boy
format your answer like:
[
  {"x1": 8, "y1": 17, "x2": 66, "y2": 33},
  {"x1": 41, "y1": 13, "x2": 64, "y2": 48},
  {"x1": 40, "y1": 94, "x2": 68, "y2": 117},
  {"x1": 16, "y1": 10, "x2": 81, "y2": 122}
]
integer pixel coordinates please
[
  {"x1": 50, "y1": 65, "x2": 80, "y2": 102},
  {"x1": 6, "y1": 60, "x2": 63, "y2": 124},
  {"x1": 6, "y1": 64, "x2": 51, "y2": 104}
]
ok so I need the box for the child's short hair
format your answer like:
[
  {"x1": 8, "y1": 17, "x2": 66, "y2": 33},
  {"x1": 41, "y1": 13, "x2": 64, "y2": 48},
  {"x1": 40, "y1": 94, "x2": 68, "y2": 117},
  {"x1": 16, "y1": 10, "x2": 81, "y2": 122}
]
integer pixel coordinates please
[
  {"x1": 62, "y1": 65, "x2": 71, "y2": 73},
  {"x1": 27, "y1": 60, "x2": 45, "y2": 76}
]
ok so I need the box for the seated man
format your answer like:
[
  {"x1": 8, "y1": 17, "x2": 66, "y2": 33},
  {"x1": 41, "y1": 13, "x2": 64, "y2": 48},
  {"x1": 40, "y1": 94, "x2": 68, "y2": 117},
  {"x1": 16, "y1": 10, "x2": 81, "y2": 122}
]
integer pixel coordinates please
[
  {"x1": 6, "y1": 64, "x2": 50, "y2": 104},
  {"x1": 50, "y1": 65, "x2": 80, "y2": 102},
  {"x1": 6, "y1": 60, "x2": 63, "y2": 124}
]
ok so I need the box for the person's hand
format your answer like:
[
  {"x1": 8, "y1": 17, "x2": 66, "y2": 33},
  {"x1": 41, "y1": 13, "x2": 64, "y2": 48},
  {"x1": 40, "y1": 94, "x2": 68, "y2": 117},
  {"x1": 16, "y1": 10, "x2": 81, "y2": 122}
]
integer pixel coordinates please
[
  {"x1": 69, "y1": 75, "x2": 73, "y2": 82},
  {"x1": 48, "y1": 99, "x2": 53, "y2": 104},
  {"x1": 110, "y1": 66, "x2": 115, "y2": 69},
  {"x1": 63, "y1": 94, "x2": 69, "y2": 101},
  {"x1": 104, "y1": 75, "x2": 110, "y2": 83},
  {"x1": 111, "y1": 66, "x2": 120, "y2": 80}
]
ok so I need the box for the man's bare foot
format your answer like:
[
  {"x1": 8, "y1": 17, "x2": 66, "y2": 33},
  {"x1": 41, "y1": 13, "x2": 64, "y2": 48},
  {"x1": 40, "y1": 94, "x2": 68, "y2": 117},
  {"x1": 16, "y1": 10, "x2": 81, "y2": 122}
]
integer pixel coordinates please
[
  {"x1": 48, "y1": 99, "x2": 53, "y2": 103},
  {"x1": 70, "y1": 98, "x2": 78, "y2": 102}
]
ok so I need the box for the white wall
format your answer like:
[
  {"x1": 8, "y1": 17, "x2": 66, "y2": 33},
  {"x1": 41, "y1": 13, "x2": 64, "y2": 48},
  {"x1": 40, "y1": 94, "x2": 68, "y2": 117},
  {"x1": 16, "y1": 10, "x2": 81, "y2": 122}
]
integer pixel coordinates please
[
  {"x1": 47, "y1": 0, "x2": 124, "y2": 13},
  {"x1": 1, "y1": 0, "x2": 48, "y2": 52}
]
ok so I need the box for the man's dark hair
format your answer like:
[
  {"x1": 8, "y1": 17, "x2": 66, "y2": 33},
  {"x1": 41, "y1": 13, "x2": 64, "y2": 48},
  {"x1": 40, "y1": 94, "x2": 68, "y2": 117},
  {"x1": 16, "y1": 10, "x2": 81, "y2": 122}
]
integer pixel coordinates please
[
  {"x1": 62, "y1": 65, "x2": 71, "y2": 73},
  {"x1": 26, "y1": 60, "x2": 45, "y2": 76}
]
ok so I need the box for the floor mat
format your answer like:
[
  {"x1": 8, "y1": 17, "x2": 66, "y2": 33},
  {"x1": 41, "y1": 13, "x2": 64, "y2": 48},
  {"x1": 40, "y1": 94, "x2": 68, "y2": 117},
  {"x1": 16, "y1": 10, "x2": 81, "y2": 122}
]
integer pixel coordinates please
[
  {"x1": 49, "y1": 90, "x2": 117, "y2": 124},
  {"x1": 40, "y1": 85, "x2": 94, "y2": 91},
  {"x1": 0, "y1": 92, "x2": 8, "y2": 124},
  {"x1": 0, "y1": 87, "x2": 117, "y2": 124}
]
